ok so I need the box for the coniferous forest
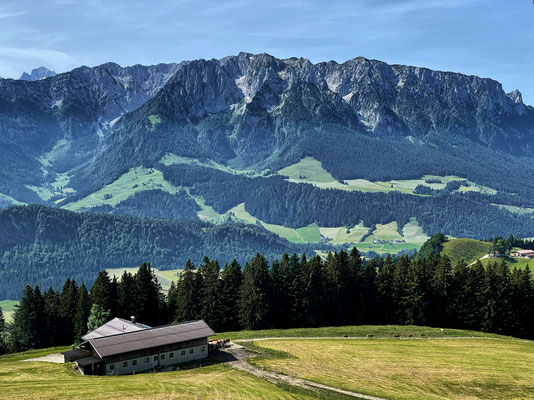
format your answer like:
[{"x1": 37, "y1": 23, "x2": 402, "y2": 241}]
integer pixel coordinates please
[{"x1": 2, "y1": 247, "x2": 533, "y2": 355}]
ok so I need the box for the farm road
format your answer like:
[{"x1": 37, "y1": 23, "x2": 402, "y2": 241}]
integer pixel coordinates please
[{"x1": 213, "y1": 343, "x2": 387, "y2": 400}]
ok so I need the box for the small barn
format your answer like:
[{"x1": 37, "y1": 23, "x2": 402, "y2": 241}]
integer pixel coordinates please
[{"x1": 62, "y1": 320, "x2": 215, "y2": 375}]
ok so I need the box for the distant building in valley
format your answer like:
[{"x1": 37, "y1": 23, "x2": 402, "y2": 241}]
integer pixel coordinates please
[
  {"x1": 62, "y1": 320, "x2": 214, "y2": 375},
  {"x1": 510, "y1": 249, "x2": 534, "y2": 258}
]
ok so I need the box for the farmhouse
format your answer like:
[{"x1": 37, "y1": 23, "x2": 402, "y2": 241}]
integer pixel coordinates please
[
  {"x1": 62, "y1": 320, "x2": 215, "y2": 376},
  {"x1": 511, "y1": 249, "x2": 534, "y2": 258}
]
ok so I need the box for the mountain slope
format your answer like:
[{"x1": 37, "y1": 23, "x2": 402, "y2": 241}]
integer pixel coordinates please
[
  {"x1": 2, "y1": 53, "x2": 534, "y2": 240},
  {"x1": 0, "y1": 205, "x2": 308, "y2": 299}
]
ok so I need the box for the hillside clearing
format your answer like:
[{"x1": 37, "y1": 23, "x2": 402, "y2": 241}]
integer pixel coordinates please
[
  {"x1": 278, "y1": 158, "x2": 497, "y2": 196},
  {"x1": 442, "y1": 238, "x2": 492, "y2": 266},
  {"x1": 249, "y1": 338, "x2": 534, "y2": 400},
  {"x1": 63, "y1": 167, "x2": 180, "y2": 211}
]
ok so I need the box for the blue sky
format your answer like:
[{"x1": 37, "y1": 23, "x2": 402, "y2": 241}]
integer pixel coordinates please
[{"x1": 1, "y1": 0, "x2": 533, "y2": 104}]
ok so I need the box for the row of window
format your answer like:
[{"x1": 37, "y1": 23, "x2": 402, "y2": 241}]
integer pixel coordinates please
[{"x1": 108, "y1": 346, "x2": 206, "y2": 370}]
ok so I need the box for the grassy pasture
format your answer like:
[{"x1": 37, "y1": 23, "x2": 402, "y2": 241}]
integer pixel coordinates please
[
  {"x1": 0, "y1": 299, "x2": 19, "y2": 323},
  {"x1": 278, "y1": 157, "x2": 497, "y2": 196},
  {"x1": 160, "y1": 153, "x2": 259, "y2": 176},
  {"x1": 480, "y1": 256, "x2": 532, "y2": 270},
  {"x1": 218, "y1": 325, "x2": 507, "y2": 341},
  {"x1": 249, "y1": 337, "x2": 534, "y2": 400},
  {"x1": 106, "y1": 267, "x2": 181, "y2": 292},
  {"x1": 0, "y1": 348, "x2": 312, "y2": 400},
  {"x1": 442, "y1": 238, "x2": 492, "y2": 266},
  {"x1": 364, "y1": 221, "x2": 403, "y2": 242},
  {"x1": 63, "y1": 167, "x2": 179, "y2": 211}
]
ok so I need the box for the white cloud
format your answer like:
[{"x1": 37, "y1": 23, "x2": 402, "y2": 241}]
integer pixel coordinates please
[
  {"x1": 0, "y1": 47, "x2": 90, "y2": 78},
  {"x1": 0, "y1": 11, "x2": 26, "y2": 18}
]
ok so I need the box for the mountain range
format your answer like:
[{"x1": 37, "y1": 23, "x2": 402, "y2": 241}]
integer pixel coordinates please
[{"x1": 1, "y1": 53, "x2": 534, "y2": 297}]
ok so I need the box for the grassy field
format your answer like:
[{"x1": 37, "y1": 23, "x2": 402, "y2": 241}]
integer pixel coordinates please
[
  {"x1": 217, "y1": 325, "x2": 508, "y2": 341},
  {"x1": 106, "y1": 267, "x2": 181, "y2": 292},
  {"x1": 0, "y1": 299, "x2": 19, "y2": 323},
  {"x1": 160, "y1": 153, "x2": 259, "y2": 176},
  {"x1": 228, "y1": 203, "x2": 307, "y2": 244},
  {"x1": 319, "y1": 222, "x2": 369, "y2": 244},
  {"x1": 364, "y1": 222, "x2": 403, "y2": 242},
  {"x1": 480, "y1": 256, "x2": 532, "y2": 270},
  {"x1": 402, "y1": 217, "x2": 430, "y2": 243},
  {"x1": 442, "y1": 238, "x2": 492, "y2": 265},
  {"x1": 278, "y1": 158, "x2": 496, "y2": 196},
  {"x1": 279, "y1": 157, "x2": 337, "y2": 183},
  {"x1": 492, "y1": 203, "x2": 534, "y2": 216},
  {"x1": 0, "y1": 348, "x2": 313, "y2": 400},
  {"x1": 249, "y1": 337, "x2": 534, "y2": 400},
  {"x1": 63, "y1": 167, "x2": 179, "y2": 211}
]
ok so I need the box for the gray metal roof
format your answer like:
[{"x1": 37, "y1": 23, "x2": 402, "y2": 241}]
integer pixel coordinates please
[
  {"x1": 88, "y1": 320, "x2": 215, "y2": 358},
  {"x1": 76, "y1": 355, "x2": 103, "y2": 367},
  {"x1": 61, "y1": 348, "x2": 91, "y2": 361},
  {"x1": 81, "y1": 317, "x2": 151, "y2": 341}
]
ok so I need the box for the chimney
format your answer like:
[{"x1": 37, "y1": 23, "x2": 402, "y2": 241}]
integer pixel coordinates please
[{"x1": 131, "y1": 316, "x2": 136, "y2": 324}]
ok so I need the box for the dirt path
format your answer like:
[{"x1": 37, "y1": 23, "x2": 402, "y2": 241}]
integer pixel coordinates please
[{"x1": 213, "y1": 344, "x2": 387, "y2": 400}]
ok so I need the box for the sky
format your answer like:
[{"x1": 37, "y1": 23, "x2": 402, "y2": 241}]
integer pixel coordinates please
[{"x1": 0, "y1": 0, "x2": 533, "y2": 104}]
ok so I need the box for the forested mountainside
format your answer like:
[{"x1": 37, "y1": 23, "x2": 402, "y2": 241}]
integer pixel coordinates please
[
  {"x1": 1, "y1": 53, "x2": 534, "y2": 240},
  {"x1": 0, "y1": 205, "x2": 308, "y2": 299}
]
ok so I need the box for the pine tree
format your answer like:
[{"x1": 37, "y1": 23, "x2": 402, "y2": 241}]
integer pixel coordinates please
[
  {"x1": 90, "y1": 271, "x2": 112, "y2": 312},
  {"x1": 59, "y1": 279, "x2": 78, "y2": 344},
  {"x1": 239, "y1": 254, "x2": 270, "y2": 330},
  {"x1": 9, "y1": 285, "x2": 45, "y2": 351},
  {"x1": 269, "y1": 255, "x2": 292, "y2": 328},
  {"x1": 74, "y1": 283, "x2": 91, "y2": 341},
  {"x1": 87, "y1": 304, "x2": 110, "y2": 332},
  {"x1": 199, "y1": 257, "x2": 222, "y2": 330},
  {"x1": 118, "y1": 271, "x2": 138, "y2": 320},
  {"x1": 431, "y1": 255, "x2": 453, "y2": 326},
  {"x1": 43, "y1": 288, "x2": 61, "y2": 347},
  {"x1": 135, "y1": 262, "x2": 162, "y2": 326},
  {"x1": 219, "y1": 259, "x2": 243, "y2": 331},
  {"x1": 175, "y1": 259, "x2": 200, "y2": 322}
]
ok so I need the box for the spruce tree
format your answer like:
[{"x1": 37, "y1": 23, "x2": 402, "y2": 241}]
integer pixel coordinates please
[
  {"x1": 90, "y1": 271, "x2": 112, "y2": 312},
  {"x1": 269, "y1": 254, "x2": 292, "y2": 328},
  {"x1": 0, "y1": 307, "x2": 6, "y2": 354},
  {"x1": 199, "y1": 257, "x2": 222, "y2": 330},
  {"x1": 135, "y1": 262, "x2": 161, "y2": 326},
  {"x1": 175, "y1": 259, "x2": 200, "y2": 322},
  {"x1": 219, "y1": 259, "x2": 243, "y2": 331},
  {"x1": 59, "y1": 279, "x2": 78, "y2": 344},
  {"x1": 74, "y1": 283, "x2": 91, "y2": 341},
  {"x1": 118, "y1": 271, "x2": 137, "y2": 320},
  {"x1": 239, "y1": 254, "x2": 270, "y2": 330}
]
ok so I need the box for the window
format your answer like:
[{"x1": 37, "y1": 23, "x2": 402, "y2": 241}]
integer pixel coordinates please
[
  {"x1": 169, "y1": 352, "x2": 174, "y2": 358},
  {"x1": 181, "y1": 350, "x2": 185, "y2": 356},
  {"x1": 201, "y1": 346, "x2": 206, "y2": 352},
  {"x1": 154, "y1": 355, "x2": 159, "y2": 361},
  {"x1": 161, "y1": 354, "x2": 165, "y2": 360},
  {"x1": 132, "y1": 360, "x2": 137, "y2": 366},
  {"x1": 189, "y1": 348, "x2": 194, "y2": 354},
  {"x1": 109, "y1": 364, "x2": 115, "y2": 370},
  {"x1": 123, "y1": 361, "x2": 128, "y2": 367},
  {"x1": 144, "y1": 357, "x2": 149, "y2": 363}
]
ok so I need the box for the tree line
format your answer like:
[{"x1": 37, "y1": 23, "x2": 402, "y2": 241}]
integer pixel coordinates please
[{"x1": 2, "y1": 247, "x2": 533, "y2": 354}]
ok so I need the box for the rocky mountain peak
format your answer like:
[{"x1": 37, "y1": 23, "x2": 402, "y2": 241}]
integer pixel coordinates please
[{"x1": 19, "y1": 66, "x2": 56, "y2": 81}]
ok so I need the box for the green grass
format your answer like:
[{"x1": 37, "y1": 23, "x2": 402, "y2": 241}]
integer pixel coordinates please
[
  {"x1": 278, "y1": 157, "x2": 336, "y2": 183},
  {"x1": 480, "y1": 256, "x2": 532, "y2": 270},
  {"x1": 63, "y1": 167, "x2": 180, "y2": 211},
  {"x1": 249, "y1": 337, "x2": 534, "y2": 400},
  {"x1": 319, "y1": 222, "x2": 369, "y2": 244},
  {"x1": 0, "y1": 193, "x2": 24, "y2": 206},
  {"x1": 278, "y1": 158, "x2": 497, "y2": 196},
  {"x1": 160, "y1": 153, "x2": 259, "y2": 176},
  {"x1": 402, "y1": 217, "x2": 429, "y2": 243},
  {"x1": 295, "y1": 223, "x2": 321, "y2": 242},
  {"x1": 442, "y1": 238, "x2": 492, "y2": 265},
  {"x1": 227, "y1": 203, "x2": 306, "y2": 244},
  {"x1": 0, "y1": 300, "x2": 19, "y2": 323},
  {"x1": 492, "y1": 203, "x2": 534, "y2": 216},
  {"x1": 216, "y1": 325, "x2": 509, "y2": 341},
  {"x1": 0, "y1": 348, "x2": 313, "y2": 400},
  {"x1": 106, "y1": 267, "x2": 181, "y2": 292},
  {"x1": 148, "y1": 114, "x2": 161, "y2": 128},
  {"x1": 364, "y1": 221, "x2": 403, "y2": 242}
]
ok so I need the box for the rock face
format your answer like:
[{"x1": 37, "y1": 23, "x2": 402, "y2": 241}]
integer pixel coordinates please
[
  {"x1": 19, "y1": 67, "x2": 57, "y2": 81},
  {"x1": 1, "y1": 53, "x2": 533, "y2": 203}
]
